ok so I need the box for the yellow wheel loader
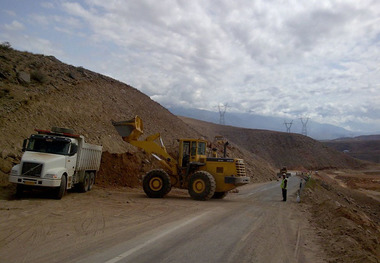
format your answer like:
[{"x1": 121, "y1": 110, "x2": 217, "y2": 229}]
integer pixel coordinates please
[{"x1": 112, "y1": 116, "x2": 250, "y2": 200}]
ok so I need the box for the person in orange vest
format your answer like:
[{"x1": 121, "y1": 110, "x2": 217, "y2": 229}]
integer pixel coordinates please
[{"x1": 281, "y1": 173, "x2": 288, "y2": 201}]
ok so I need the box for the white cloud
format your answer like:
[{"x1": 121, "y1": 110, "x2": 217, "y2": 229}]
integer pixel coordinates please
[{"x1": 4, "y1": 20, "x2": 24, "y2": 31}]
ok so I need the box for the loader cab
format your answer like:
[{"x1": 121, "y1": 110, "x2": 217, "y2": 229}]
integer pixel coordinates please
[{"x1": 179, "y1": 139, "x2": 207, "y2": 167}]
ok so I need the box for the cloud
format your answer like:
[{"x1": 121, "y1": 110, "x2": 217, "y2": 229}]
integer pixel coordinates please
[
  {"x1": 56, "y1": 2, "x2": 380, "y2": 116},
  {"x1": 1, "y1": 0, "x2": 379, "y2": 132},
  {"x1": 4, "y1": 20, "x2": 24, "y2": 31}
]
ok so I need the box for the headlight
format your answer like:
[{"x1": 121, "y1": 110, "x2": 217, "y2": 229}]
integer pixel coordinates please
[
  {"x1": 10, "y1": 169, "x2": 19, "y2": 176},
  {"x1": 45, "y1": 174, "x2": 59, "y2": 179}
]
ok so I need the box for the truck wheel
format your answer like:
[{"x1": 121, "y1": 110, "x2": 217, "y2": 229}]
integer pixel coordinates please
[
  {"x1": 212, "y1": 191, "x2": 228, "y2": 199},
  {"x1": 79, "y1": 173, "x2": 89, "y2": 193},
  {"x1": 143, "y1": 169, "x2": 171, "y2": 198},
  {"x1": 188, "y1": 171, "x2": 216, "y2": 201},
  {"x1": 16, "y1": 184, "x2": 24, "y2": 197},
  {"x1": 88, "y1": 172, "x2": 95, "y2": 191},
  {"x1": 55, "y1": 175, "x2": 67, "y2": 200}
]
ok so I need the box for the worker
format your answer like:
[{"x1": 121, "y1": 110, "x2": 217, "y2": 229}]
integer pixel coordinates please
[{"x1": 281, "y1": 173, "x2": 288, "y2": 201}]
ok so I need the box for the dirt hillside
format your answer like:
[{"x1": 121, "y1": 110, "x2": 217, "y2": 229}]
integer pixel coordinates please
[
  {"x1": 323, "y1": 135, "x2": 380, "y2": 163},
  {"x1": 302, "y1": 168, "x2": 380, "y2": 262},
  {"x1": 0, "y1": 46, "x2": 276, "y2": 186},
  {"x1": 180, "y1": 116, "x2": 365, "y2": 170}
]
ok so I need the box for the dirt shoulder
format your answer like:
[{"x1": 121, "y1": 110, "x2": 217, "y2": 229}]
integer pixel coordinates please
[{"x1": 301, "y1": 167, "x2": 380, "y2": 263}]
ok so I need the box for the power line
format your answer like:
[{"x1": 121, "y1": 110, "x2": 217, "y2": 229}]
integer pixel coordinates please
[
  {"x1": 300, "y1": 117, "x2": 309, "y2": 136},
  {"x1": 284, "y1": 120, "x2": 293, "y2": 133},
  {"x1": 218, "y1": 103, "x2": 229, "y2": 125}
]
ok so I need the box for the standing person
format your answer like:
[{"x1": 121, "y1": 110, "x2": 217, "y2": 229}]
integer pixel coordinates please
[{"x1": 281, "y1": 173, "x2": 288, "y2": 201}]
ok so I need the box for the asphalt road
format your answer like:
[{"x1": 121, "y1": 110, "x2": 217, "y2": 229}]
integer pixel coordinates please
[{"x1": 70, "y1": 176, "x2": 323, "y2": 263}]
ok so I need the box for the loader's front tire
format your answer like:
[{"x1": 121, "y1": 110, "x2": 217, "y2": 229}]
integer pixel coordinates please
[
  {"x1": 143, "y1": 169, "x2": 171, "y2": 198},
  {"x1": 188, "y1": 171, "x2": 216, "y2": 201},
  {"x1": 212, "y1": 191, "x2": 228, "y2": 199}
]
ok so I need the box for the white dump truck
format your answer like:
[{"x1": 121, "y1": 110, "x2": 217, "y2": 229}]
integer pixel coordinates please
[{"x1": 9, "y1": 127, "x2": 102, "y2": 199}]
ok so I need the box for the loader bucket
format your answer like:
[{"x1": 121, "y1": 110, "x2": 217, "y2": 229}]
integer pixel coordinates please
[{"x1": 112, "y1": 116, "x2": 143, "y2": 141}]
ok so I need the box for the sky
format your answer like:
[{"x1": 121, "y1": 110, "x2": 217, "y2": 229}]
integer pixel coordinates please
[{"x1": 1, "y1": 0, "x2": 379, "y2": 133}]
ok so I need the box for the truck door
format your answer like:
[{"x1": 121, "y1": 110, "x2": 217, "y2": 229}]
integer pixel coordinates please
[{"x1": 66, "y1": 142, "x2": 78, "y2": 177}]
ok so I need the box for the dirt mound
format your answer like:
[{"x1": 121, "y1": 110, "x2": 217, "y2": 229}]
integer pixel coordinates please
[
  {"x1": 302, "y1": 170, "x2": 380, "y2": 262},
  {"x1": 180, "y1": 116, "x2": 365, "y2": 170}
]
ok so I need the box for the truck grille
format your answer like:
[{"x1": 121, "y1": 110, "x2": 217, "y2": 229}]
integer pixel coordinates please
[
  {"x1": 22, "y1": 162, "x2": 43, "y2": 177},
  {"x1": 235, "y1": 159, "x2": 246, "y2": 176}
]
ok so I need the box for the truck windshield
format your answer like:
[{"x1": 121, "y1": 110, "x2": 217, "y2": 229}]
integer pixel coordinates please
[{"x1": 27, "y1": 137, "x2": 70, "y2": 155}]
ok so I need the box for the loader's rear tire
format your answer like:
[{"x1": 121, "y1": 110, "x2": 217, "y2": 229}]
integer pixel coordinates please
[
  {"x1": 212, "y1": 191, "x2": 228, "y2": 199},
  {"x1": 188, "y1": 171, "x2": 216, "y2": 201},
  {"x1": 143, "y1": 169, "x2": 171, "y2": 198}
]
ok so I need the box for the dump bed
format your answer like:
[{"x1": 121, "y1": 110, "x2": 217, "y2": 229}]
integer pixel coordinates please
[{"x1": 76, "y1": 137, "x2": 102, "y2": 171}]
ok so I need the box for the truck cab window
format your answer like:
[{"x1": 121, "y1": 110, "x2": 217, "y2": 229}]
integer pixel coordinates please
[{"x1": 27, "y1": 137, "x2": 70, "y2": 155}]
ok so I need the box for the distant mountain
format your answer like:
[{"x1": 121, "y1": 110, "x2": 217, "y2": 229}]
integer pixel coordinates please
[
  {"x1": 329, "y1": 135, "x2": 380, "y2": 142},
  {"x1": 168, "y1": 106, "x2": 361, "y2": 140}
]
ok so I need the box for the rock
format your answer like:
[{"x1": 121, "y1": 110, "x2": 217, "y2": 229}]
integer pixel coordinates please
[
  {"x1": 17, "y1": 71, "x2": 30, "y2": 84},
  {"x1": 68, "y1": 71, "x2": 77, "y2": 80},
  {"x1": 0, "y1": 71, "x2": 7, "y2": 79},
  {"x1": 0, "y1": 158, "x2": 12, "y2": 174}
]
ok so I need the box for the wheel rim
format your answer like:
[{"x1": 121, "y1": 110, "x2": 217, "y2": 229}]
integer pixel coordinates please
[
  {"x1": 149, "y1": 177, "x2": 163, "y2": 191},
  {"x1": 193, "y1": 179, "x2": 206, "y2": 193}
]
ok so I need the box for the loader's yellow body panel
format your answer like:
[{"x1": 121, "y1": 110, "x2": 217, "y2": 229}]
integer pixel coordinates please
[{"x1": 200, "y1": 158, "x2": 244, "y2": 192}]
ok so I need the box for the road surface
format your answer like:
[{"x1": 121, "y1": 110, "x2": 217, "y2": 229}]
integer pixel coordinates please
[{"x1": 0, "y1": 176, "x2": 325, "y2": 263}]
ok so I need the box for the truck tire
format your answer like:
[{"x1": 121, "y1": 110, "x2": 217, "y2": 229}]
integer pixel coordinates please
[
  {"x1": 55, "y1": 175, "x2": 66, "y2": 200},
  {"x1": 78, "y1": 173, "x2": 90, "y2": 193},
  {"x1": 188, "y1": 171, "x2": 216, "y2": 201},
  {"x1": 88, "y1": 172, "x2": 95, "y2": 191},
  {"x1": 212, "y1": 191, "x2": 228, "y2": 199},
  {"x1": 16, "y1": 184, "x2": 24, "y2": 197},
  {"x1": 143, "y1": 169, "x2": 171, "y2": 198}
]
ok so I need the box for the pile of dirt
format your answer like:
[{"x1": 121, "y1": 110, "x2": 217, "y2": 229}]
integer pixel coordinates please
[{"x1": 301, "y1": 170, "x2": 380, "y2": 262}]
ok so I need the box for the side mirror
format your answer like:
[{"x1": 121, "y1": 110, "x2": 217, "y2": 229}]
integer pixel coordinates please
[
  {"x1": 70, "y1": 144, "x2": 78, "y2": 155},
  {"x1": 22, "y1": 139, "x2": 28, "y2": 152}
]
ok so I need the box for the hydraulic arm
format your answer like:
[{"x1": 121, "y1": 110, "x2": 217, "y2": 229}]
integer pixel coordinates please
[{"x1": 112, "y1": 116, "x2": 178, "y2": 174}]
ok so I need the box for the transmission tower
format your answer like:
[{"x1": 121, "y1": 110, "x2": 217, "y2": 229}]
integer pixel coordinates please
[
  {"x1": 218, "y1": 103, "x2": 229, "y2": 125},
  {"x1": 284, "y1": 120, "x2": 293, "y2": 133},
  {"x1": 300, "y1": 117, "x2": 309, "y2": 136}
]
